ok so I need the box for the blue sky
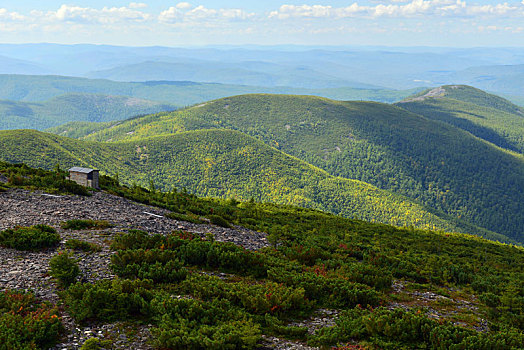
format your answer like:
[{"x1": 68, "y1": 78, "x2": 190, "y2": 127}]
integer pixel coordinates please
[{"x1": 1, "y1": 1, "x2": 524, "y2": 47}]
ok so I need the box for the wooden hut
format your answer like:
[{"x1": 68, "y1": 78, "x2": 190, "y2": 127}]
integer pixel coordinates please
[{"x1": 68, "y1": 167, "x2": 99, "y2": 189}]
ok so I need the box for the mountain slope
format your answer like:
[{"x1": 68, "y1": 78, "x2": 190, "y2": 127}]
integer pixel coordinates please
[
  {"x1": 0, "y1": 93, "x2": 176, "y2": 130},
  {"x1": 77, "y1": 94, "x2": 524, "y2": 243},
  {"x1": 398, "y1": 85, "x2": 524, "y2": 153},
  {"x1": 0, "y1": 128, "x2": 506, "y2": 241},
  {"x1": 1, "y1": 162, "x2": 522, "y2": 349}
]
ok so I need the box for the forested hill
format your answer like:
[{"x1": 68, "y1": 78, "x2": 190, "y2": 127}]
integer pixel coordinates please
[
  {"x1": 0, "y1": 93, "x2": 176, "y2": 130},
  {"x1": 0, "y1": 128, "x2": 506, "y2": 242},
  {"x1": 397, "y1": 85, "x2": 524, "y2": 153},
  {"x1": 67, "y1": 93, "x2": 524, "y2": 244}
]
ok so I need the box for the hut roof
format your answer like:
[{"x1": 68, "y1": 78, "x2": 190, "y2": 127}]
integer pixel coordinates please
[{"x1": 68, "y1": 167, "x2": 98, "y2": 174}]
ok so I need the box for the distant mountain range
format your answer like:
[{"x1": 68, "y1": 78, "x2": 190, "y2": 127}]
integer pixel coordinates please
[{"x1": 0, "y1": 44, "x2": 524, "y2": 99}]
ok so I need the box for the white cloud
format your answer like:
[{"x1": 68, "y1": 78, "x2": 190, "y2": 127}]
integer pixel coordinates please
[
  {"x1": 176, "y1": 2, "x2": 193, "y2": 10},
  {"x1": 158, "y1": 7, "x2": 184, "y2": 22},
  {"x1": 45, "y1": 4, "x2": 151, "y2": 24},
  {"x1": 159, "y1": 4, "x2": 253, "y2": 23},
  {"x1": 0, "y1": 8, "x2": 26, "y2": 21},
  {"x1": 467, "y1": 3, "x2": 517, "y2": 16},
  {"x1": 129, "y1": 2, "x2": 147, "y2": 9},
  {"x1": 268, "y1": 1, "x2": 524, "y2": 19}
]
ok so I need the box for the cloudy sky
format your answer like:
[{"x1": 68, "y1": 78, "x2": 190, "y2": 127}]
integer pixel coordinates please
[{"x1": 1, "y1": 1, "x2": 524, "y2": 47}]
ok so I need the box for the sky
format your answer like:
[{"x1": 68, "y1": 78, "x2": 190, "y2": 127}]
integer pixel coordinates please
[{"x1": 1, "y1": 1, "x2": 524, "y2": 47}]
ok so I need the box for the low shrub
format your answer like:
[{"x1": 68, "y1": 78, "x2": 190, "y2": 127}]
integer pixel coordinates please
[
  {"x1": 111, "y1": 249, "x2": 188, "y2": 283},
  {"x1": 0, "y1": 290, "x2": 63, "y2": 349},
  {"x1": 63, "y1": 279, "x2": 154, "y2": 323},
  {"x1": 0, "y1": 224, "x2": 60, "y2": 250},
  {"x1": 49, "y1": 251, "x2": 81, "y2": 288},
  {"x1": 111, "y1": 231, "x2": 267, "y2": 277},
  {"x1": 65, "y1": 239, "x2": 102, "y2": 252},
  {"x1": 150, "y1": 297, "x2": 260, "y2": 349},
  {"x1": 60, "y1": 219, "x2": 113, "y2": 230},
  {"x1": 182, "y1": 274, "x2": 311, "y2": 316},
  {"x1": 208, "y1": 214, "x2": 232, "y2": 228},
  {"x1": 267, "y1": 266, "x2": 380, "y2": 308},
  {"x1": 310, "y1": 306, "x2": 524, "y2": 349},
  {"x1": 80, "y1": 337, "x2": 113, "y2": 350},
  {"x1": 165, "y1": 211, "x2": 204, "y2": 224}
]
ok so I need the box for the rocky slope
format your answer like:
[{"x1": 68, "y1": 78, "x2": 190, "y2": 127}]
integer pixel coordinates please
[{"x1": 1, "y1": 188, "x2": 338, "y2": 349}]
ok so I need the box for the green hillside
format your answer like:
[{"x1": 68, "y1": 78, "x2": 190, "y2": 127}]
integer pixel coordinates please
[
  {"x1": 0, "y1": 128, "x2": 506, "y2": 241},
  {"x1": 1, "y1": 162, "x2": 522, "y2": 349},
  {"x1": 77, "y1": 94, "x2": 524, "y2": 243},
  {"x1": 398, "y1": 85, "x2": 524, "y2": 153},
  {"x1": 0, "y1": 93, "x2": 176, "y2": 130}
]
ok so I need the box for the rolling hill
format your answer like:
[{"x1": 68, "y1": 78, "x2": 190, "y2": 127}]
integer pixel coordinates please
[
  {"x1": 0, "y1": 128, "x2": 506, "y2": 242},
  {"x1": 72, "y1": 94, "x2": 524, "y2": 243},
  {"x1": 0, "y1": 93, "x2": 176, "y2": 130},
  {"x1": 397, "y1": 85, "x2": 524, "y2": 154}
]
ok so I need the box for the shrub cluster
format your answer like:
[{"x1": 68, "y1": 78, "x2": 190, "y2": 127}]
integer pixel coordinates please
[
  {"x1": 65, "y1": 239, "x2": 102, "y2": 252},
  {"x1": 0, "y1": 290, "x2": 62, "y2": 349},
  {"x1": 49, "y1": 251, "x2": 81, "y2": 288},
  {"x1": 60, "y1": 219, "x2": 113, "y2": 230},
  {"x1": 62, "y1": 279, "x2": 154, "y2": 323},
  {"x1": 0, "y1": 224, "x2": 60, "y2": 250},
  {"x1": 151, "y1": 297, "x2": 260, "y2": 349},
  {"x1": 111, "y1": 230, "x2": 267, "y2": 277},
  {"x1": 311, "y1": 306, "x2": 524, "y2": 349}
]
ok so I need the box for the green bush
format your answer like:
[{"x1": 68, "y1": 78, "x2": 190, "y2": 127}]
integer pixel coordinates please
[
  {"x1": 165, "y1": 211, "x2": 204, "y2": 224},
  {"x1": 0, "y1": 224, "x2": 60, "y2": 250},
  {"x1": 183, "y1": 274, "x2": 311, "y2": 316},
  {"x1": 60, "y1": 219, "x2": 113, "y2": 230},
  {"x1": 311, "y1": 306, "x2": 524, "y2": 349},
  {"x1": 65, "y1": 239, "x2": 102, "y2": 252},
  {"x1": 151, "y1": 297, "x2": 260, "y2": 349},
  {"x1": 111, "y1": 249, "x2": 188, "y2": 283},
  {"x1": 49, "y1": 251, "x2": 81, "y2": 288},
  {"x1": 63, "y1": 279, "x2": 154, "y2": 323},
  {"x1": 80, "y1": 337, "x2": 113, "y2": 350},
  {"x1": 0, "y1": 290, "x2": 63, "y2": 349},
  {"x1": 208, "y1": 214, "x2": 232, "y2": 228}
]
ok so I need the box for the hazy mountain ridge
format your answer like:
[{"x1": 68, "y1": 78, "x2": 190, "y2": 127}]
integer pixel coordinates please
[
  {"x1": 0, "y1": 93, "x2": 177, "y2": 130},
  {"x1": 1, "y1": 44, "x2": 524, "y2": 100}
]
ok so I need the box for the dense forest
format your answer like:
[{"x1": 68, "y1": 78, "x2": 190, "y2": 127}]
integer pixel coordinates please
[
  {"x1": 398, "y1": 85, "x2": 524, "y2": 153},
  {"x1": 0, "y1": 128, "x2": 502, "y2": 241},
  {"x1": 62, "y1": 91, "x2": 524, "y2": 243},
  {"x1": 0, "y1": 162, "x2": 522, "y2": 349}
]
